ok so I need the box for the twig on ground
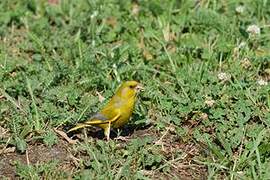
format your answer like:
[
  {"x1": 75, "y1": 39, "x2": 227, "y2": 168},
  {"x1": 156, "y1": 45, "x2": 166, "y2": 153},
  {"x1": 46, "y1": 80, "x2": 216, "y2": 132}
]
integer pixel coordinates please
[{"x1": 54, "y1": 128, "x2": 77, "y2": 144}]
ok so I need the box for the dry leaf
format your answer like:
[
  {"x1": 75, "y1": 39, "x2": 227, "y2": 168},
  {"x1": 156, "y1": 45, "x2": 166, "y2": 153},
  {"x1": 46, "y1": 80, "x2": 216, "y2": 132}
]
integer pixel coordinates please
[
  {"x1": 54, "y1": 128, "x2": 77, "y2": 144},
  {"x1": 240, "y1": 58, "x2": 251, "y2": 69},
  {"x1": 0, "y1": 147, "x2": 16, "y2": 154},
  {"x1": 10, "y1": 72, "x2": 16, "y2": 77},
  {"x1": 167, "y1": 44, "x2": 176, "y2": 53},
  {"x1": 138, "y1": 31, "x2": 153, "y2": 60},
  {"x1": 163, "y1": 24, "x2": 170, "y2": 42},
  {"x1": 106, "y1": 17, "x2": 117, "y2": 28},
  {"x1": 143, "y1": 50, "x2": 153, "y2": 60},
  {"x1": 96, "y1": 91, "x2": 105, "y2": 102},
  {"x1": 264, "y1": 68, "x2": 270, "y2": 81},
  {"x1": 131, "y1": 3, "x2": 140, "y2": 15},
  {"x1": 0, "y1": 126, "x2": 10, "y2": 139},
  {"x1": 138, "y1": 33, "x2": 145, "y2": 49},
  {"x1": 200, "y1": 113, "x2": 208, "y2": 121}
]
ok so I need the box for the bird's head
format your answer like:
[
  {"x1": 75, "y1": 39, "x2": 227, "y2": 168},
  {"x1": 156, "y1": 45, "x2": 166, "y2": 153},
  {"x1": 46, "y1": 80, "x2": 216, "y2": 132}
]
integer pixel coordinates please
[{"x1": 116, "y1": 81, "x2": 144, "y2": 100}]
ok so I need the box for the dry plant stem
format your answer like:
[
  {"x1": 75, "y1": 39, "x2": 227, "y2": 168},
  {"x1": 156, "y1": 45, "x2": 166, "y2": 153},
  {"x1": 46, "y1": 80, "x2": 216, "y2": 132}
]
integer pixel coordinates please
[{"x1": 54, "y1": 128, "x2": 77, "y2": 144}]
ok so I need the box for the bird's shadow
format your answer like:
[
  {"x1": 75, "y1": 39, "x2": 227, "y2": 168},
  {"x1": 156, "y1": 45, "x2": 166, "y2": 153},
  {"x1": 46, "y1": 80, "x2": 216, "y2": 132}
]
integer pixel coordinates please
[{"x1": 65, "y1": 123, "x2": 151, "y2": 140}]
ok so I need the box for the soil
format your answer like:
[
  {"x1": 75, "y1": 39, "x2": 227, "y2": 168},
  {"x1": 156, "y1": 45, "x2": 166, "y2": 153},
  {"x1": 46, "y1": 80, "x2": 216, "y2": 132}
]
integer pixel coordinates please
[
  {"x1": 0, "y1": 140, "x2": 73, "y2": 179},
  {"x1": 0, "y1": 127, "x2": 207, "y2": 179}
]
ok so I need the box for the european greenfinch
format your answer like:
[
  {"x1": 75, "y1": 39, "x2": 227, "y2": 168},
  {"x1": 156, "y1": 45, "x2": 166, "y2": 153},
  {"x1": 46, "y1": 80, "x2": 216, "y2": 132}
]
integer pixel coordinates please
[{"x1": 68, "y1": 81, "x2": 143, "y2": 140}]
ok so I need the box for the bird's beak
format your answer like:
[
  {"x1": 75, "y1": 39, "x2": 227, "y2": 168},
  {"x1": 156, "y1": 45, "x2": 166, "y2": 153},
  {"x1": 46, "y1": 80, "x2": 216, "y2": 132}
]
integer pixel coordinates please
[{"x1": 135, "y1": 84, "x2": 144, "y2": 92}]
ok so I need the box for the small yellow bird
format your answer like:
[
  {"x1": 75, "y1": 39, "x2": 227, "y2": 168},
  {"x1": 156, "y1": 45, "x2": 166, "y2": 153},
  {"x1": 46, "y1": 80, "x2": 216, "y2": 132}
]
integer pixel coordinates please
[{"x1": 68, "y1": 81, "x2": 143, "y2": 140}]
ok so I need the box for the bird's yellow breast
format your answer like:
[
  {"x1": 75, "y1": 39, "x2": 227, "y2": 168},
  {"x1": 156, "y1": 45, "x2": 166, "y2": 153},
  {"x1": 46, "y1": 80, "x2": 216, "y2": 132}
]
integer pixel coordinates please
[{"x1": 108, "y1": 96, "x2": 135, "y2": 128}]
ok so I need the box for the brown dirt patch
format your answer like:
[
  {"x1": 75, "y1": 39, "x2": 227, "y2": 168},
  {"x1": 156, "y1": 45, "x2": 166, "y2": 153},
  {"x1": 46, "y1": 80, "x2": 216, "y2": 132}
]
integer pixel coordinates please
[
  {"x1": 0, "y1": 127, "x2": 207, "y2": 179},
  {"x1": 139, "y1": 129, "x2": 206, "y2": 179},
  {"x1": 117, "y1": 126, "x2": 208, "y2": 179},
  {"x1": 0, "y1": 140, "x2": 74, "y2": 179}
]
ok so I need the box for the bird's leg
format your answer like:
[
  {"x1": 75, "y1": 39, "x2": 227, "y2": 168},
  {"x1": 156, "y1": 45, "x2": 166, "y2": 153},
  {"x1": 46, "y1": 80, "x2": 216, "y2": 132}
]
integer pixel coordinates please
[
  {"x1": 101, "y1": 112, "x2": 120, "y2": 141},
  {"x1": 104, "y1": 126, "x2": 110, "y2": 141},
  {"x1": 106, "y1": 121, "x2": 111, "y2": 141}
]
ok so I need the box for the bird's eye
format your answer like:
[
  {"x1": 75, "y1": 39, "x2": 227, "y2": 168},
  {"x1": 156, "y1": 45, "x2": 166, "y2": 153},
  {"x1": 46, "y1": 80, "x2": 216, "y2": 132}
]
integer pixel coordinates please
[{"x1": 129, "y1": 85, "x2": 135, "y2": 89}]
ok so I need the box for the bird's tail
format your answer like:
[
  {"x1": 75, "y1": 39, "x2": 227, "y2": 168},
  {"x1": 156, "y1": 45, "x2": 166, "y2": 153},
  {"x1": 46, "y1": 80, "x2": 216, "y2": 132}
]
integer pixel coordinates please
[{"x1": 67, "y1": 123, "x2": 92, "y2": 133}]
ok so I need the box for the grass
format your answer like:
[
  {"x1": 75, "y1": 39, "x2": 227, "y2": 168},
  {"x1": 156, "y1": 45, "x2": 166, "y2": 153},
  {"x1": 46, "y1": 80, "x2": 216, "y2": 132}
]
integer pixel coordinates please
[{"x1": 0, "y1": 0, "x2": 269, "y2": 179}]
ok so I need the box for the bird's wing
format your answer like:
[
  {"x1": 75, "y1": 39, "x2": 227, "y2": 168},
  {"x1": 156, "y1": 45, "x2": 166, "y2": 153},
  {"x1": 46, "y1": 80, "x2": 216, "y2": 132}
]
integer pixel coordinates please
[
  {"x1": 83, "y1": 110, "x2": 120, "y2": 125},
  {"x1": 91, "y1": 113, "x2": 109, "y2": 121},
  {"x1": 67, "y1": 111, "x2": 120, "y2": 133}
]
